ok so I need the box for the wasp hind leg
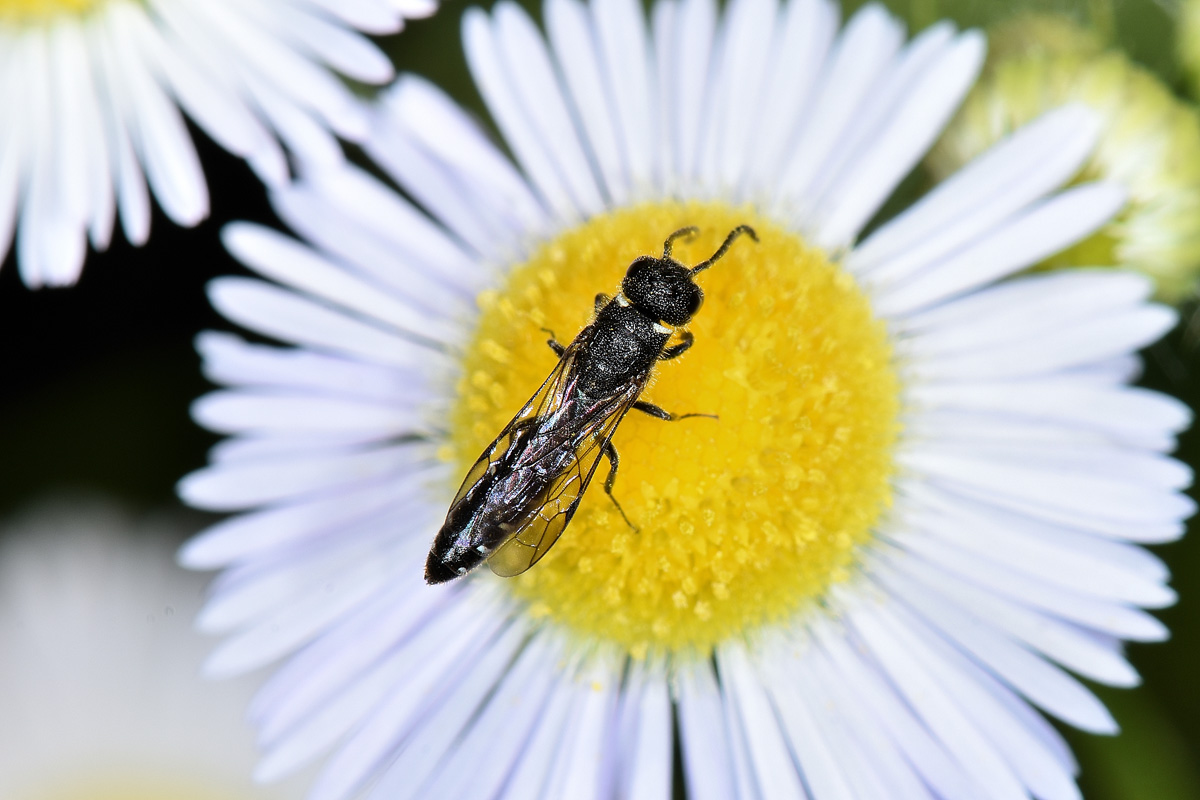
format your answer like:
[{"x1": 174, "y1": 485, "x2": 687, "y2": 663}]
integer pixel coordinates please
[
  {"x1": 601, "y1": 441, "x2": 637, "y2": 531},
  {"x1": 633, "y1": 400, "x2": 717, "y2": 422}
]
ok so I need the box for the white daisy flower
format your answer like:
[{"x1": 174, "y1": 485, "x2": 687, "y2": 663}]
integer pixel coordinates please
[
  {"x1": 179, "y1": 0, "x2": 1193, "y2": 797},
  {"x1": 0, "y1": 0, "x2": 435, "y2": 288},
  {"x1": 0, "y1": 498, "x2": 306, "y2": 799}
]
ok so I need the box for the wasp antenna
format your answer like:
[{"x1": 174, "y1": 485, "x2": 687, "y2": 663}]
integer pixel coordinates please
[
  {"x1": 662, "y1": 226, "x2": 700, "y2": 260},
  {"x1": 690, "y1": 225, "x2": 758, "y2": 274}
]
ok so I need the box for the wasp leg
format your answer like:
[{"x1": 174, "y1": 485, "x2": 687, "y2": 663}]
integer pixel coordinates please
[
  {"x1": 633, "y1": 400, "x2": 717, "y2": 422},
  {"x1": 540, "y1": 327, "x2": 566, "y2": 357},
  {"x1": 601, "y1": 441, "x2": 637, "y2": 530},
  {"x1": 595, "y1": 293, "x2": 610, "y2": 312},
  {"x1": 659, "y1": 331, "x2": 694, "y2": 360}
]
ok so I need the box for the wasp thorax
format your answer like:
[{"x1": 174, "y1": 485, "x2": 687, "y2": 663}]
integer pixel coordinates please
[{"x1": 621, "y1": 257, "x2": 704, "y2": 326}]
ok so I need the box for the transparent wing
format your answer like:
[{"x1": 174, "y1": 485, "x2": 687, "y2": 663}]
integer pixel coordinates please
[
  {"x1": 446, "y1": 342, "x2": 584, "y2": 514},
  {"x1": 487, "y1": 394, "x2": 635, "y2": 578}
]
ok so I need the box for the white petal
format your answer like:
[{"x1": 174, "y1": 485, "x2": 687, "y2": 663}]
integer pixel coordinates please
[
  {"x1": 774, "y1": 3, "x2": 904, "y2": 214},
  {"x1": 207, "y1": 277, "x2": 445, "y2": 370},
  {"x1": 701, "y1": 0, "x2": 776, "y2": 196},
  {"x1": 463, "y1": 8, "x2": 581, "y2": 223},
  {"x1": 259, "y1": 3, "x2": 395, "y2": 84},
  {"x1": 370, "y1": 75, "x2": 548, "y2": 253},
  {"x1": 267, "y1": 184, "x2": 479, "y2": 319},
  {"x1": 186, "y1": 0, "x2": 369, "y2": 140},
  {"x1": 417, "y1": 635, "x2": 563, "y2": 800},
  {"x1": 591, "y1": 0, "x2": 655, "y2": 195},
  {"x1": 875, "y1": 182, "x2": 1127, "y2": 317},
  {"x1": 253, "y1": 591, "x2": 484, "y2": 782},
  {"x1": 899, "y1": 484, "x2": 1179, "y2": 605},
  {"x1": 751, "y1": 642, "x2": 858, "y2": 800},
  {"x1": 47, "y1": 19, "x2": 91, "y2": 227},
  {"x1": 803, "y1": 20, "x2": 955, "y2": 207},
  {"x1": 870, "y1": 597, "x2": 1090, "y2": 799},
  {"x1": 873, "y1": 561, "x2": 1121, "y2": 736},
  {"x1": 812, "y1": 619, "x2": 980, "y2": 800},
  {"x1": 843, "y1": 595, "x2": 1029, "y2": 800},
  {"x1": 620, "y1": 668, "x2": 672, "y2": 800},
  {"x1": 195, "y1": 331, "x2": 422, "y2": 402},
  {"x1": 180, "y1": 477, "x2": 417, "y2": 569},
  {"x1": 650, "y1": 0, "x2": 677, "y2": 196},
  {"x1": 547, "y1": 0, "x2": 631, "y2": 203},
  {"x1": 905, "y1": 441, "x2": 1190, "y2": 493},
  {"x1": 192, "y1": 390, "x2": 424, "y2": 438},
  {"x1": 797, "y1": 639, "x2": 934, "y2": 800},
  {"x1": 130, "y1": 5, "x2": 270, "y2": 160},
  {"x1": 251, "y1": 578, "x2": 459, "y2": 731},
  {"x1": 313, "y1": 619, "x2": 526, "y2": 800},
  {"x1": 676, "y1": 659, "x2": 736, "y2": 800},
  {"x1": 665, "y1": 0, "x2": 718, "y2": 187},
  {"x1": 717, "y1": 644, "x2": 807, "y2": 800},
  {"x1": 899, "y1": 270, "x2": 1153, "y2": 341},
  {"x1": 299, "y1": 0, "x2": 404, "y2": 34},
  {"x1": 299, "y1": 164, "x2": 484, "y2": 293},
  {"x1": 747, "y1": 0, "x2": 838, "y2": 192},
  {"x1": 907, "y1": 305, "x2": 1177, "y2": 380},
  {"x1": 494, "y1": 2, "x2": 605, "y2": 215},
  {"x1": 813, "y1": 29, "x2": 985, "y2": 249},
  {"x1": 894, "y1": 530, "x2": 1171, "y2": 641},
  {"x1": 902, "y1": 448, "x2": 1193, "y2": 531},
  {"x1": 222, "y1": 222, "x2": 464, "y2": 344},
  {"x1": 886, "y1": 553, "x2": 1142, "y2": 686},
  {"x1": 910, "y1": 379, "x2": 1191, "y2": 442},
  {"x1": 106, "y1": 4, "x2": 209, "y2": 227},
  {"x1": 178, "y1": 442, "x2": 431, "y2": 510},
  {"x1": 848, "y1": 105, "x2": 1101, "y2": 276},
  {"x1": 554, "y1": 658, "x2": 621, "y2": 800},
  {"x1": 495, "y1": 663, "x2": 580, "y2": 800}
]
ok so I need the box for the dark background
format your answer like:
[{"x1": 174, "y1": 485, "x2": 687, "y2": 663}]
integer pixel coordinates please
[{"x1": 0, "y1": 0, "x2": 1196, "y2": 797}]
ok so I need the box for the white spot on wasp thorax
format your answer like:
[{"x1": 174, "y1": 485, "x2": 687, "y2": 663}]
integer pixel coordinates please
[
  {"x1": 652, "y1": 322, "x2": 672, "y2": 334},
  {"x1": 616, "y1": 294, "x2": 630, "y2": 307}
]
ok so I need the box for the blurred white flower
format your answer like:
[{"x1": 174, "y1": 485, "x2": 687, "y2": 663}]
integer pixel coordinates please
[
  {"x1": 180, "y1": 0, "x2": 1192, "y2": 798},
  {"x1": 0, "y1": 0, "x2": 436, "y2": 288},
  {"x1": 0, "y1": 498, "x2": 306, "y2": 800}
]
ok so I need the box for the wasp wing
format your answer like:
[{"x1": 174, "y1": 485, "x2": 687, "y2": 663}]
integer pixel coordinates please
[
  {"x1": 487, "y1": 386, "x2": 640, "y2": 578},
  {"x1": 445, "y1": 339, "x2": 585, "y2": 514}
]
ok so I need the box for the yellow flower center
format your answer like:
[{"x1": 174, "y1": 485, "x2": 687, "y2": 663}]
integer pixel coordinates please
[
  {"x1": 448, "y1": 202, "x2": 899, "y2": 658},
  {"x1": 0, "y1": 0, "x2": 104, "y2": 23}
]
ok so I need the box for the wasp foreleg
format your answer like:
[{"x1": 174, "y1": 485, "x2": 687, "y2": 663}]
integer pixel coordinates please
[
  {"x1": 659, "y1": 331, "x2": 694, "y2": 360},
  {"x1": 601, "y1": 441, "x2": 637, "y2": 531}
]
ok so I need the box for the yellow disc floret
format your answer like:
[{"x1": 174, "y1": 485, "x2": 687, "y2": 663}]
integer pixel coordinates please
[
  {"x1": 0, "y1": 0, "x2": 105, "y2": 23},
  {"x1": 449, "y1": 203, "x2": 899, "y2": 658}
]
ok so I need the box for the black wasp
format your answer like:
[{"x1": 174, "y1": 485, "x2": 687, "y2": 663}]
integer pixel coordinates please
[{"x1": 425, "y1": 225, "x2": 758, "y2": 584}]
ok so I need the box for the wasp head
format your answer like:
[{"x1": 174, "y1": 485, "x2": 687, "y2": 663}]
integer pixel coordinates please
[
  {"x1": 621, "y1": 256, "x2": 703, "y2": 325},
  {"x1": 622, "y1": 225, "x2": 758, "y2": 326}
]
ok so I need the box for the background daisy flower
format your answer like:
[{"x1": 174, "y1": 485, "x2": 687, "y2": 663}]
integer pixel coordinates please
[
  {"x1": 177, "y1": 0, "x2": 1193, "y2": 796},
  {"x1": 927, "y1": 12, "x2": 1200, "y2": 303},
  {"x1": 0, "y1": 0, "x2": 436, "y2": 289},
  {"x1": 0, "y1": 497, "x2": 307, "y2": 800}
]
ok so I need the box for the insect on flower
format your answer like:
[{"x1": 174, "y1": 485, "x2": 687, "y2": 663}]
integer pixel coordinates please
[{"x1": 425, "y1": 226, "x2": 758, "y2": 584}]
